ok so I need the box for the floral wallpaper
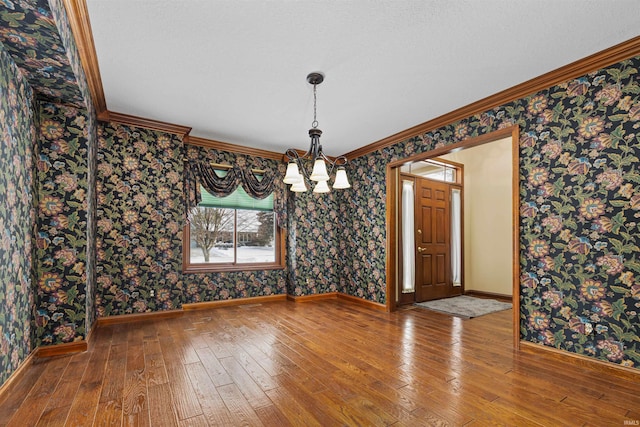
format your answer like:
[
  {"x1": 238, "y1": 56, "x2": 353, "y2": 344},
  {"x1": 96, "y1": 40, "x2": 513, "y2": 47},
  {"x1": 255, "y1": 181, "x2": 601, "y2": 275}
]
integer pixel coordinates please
[
  {"x1": 0, "y1": 0, "x2": 85, "y2": 107},
  {"x1": 96, "y1": 123, "x2": 185, "y2": 316},
  {"x1": 183, "y1": 269, "x2": 287, "y2": 303},
  {"x1": 286, "y1": 187, "x2": 347, "y2": 297},
  {"x1": 519, "y1": 62, "x2": 640, "y2": 368},
  {"x1": 0, "y1": 0, "x2": 97, "y2": 355},
  {"x1": 33, "y1": 101, "x2": 89, "y2": 346},
  {"x1": 85, "y1": 111, "x2": 97, "y2": 334},
  {"x1": 96, "y1": 132, "x2": 289, "y2": 317},
  {"x1": 48, "y1": 0, "x2": 94, "y2": 111},
  {"x1": 338, "y1": 158, "x2": 388, "y2": 303},
  {"x1": 46, "y1": 0, "x2": 99, "y2": 333},
  {"x1": 345, "y1": 57, "x2": 640, "y2": 368},
  {"x1": 0, "y1": 45, "x2": 36, "y2": 386}
]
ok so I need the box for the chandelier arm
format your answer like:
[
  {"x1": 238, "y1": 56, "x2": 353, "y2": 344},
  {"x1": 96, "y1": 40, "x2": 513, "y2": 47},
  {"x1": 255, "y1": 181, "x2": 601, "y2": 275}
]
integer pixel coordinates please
[
  {"x1": 315, "y1": 151, "x2": 330, "y2": 164},
  {"x1": 285, "y1": 148, "x2": 301, "y2": 162},
  {"x1": 333, "y1": 155, "x2": 348, "y2": 167},
  {"x1": 326, "y1": 162, "x2": 336, "y2": 177}
]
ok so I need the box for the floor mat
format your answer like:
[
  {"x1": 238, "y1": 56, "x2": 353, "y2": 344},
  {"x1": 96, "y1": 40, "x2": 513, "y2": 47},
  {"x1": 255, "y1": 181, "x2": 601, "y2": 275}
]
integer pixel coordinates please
[{"x1": 415, "y1": 295, "x2": 512, "y2": 318}]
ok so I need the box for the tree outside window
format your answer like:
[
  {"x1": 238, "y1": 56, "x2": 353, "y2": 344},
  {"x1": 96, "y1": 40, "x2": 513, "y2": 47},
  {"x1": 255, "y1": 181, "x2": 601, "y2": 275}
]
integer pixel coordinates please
[
  {"x1": 189, "y1": 207, "x2": 233, "y2": 262},
  {"x1": 186, "y1": 185, "x2": 277, "y2": 266}
]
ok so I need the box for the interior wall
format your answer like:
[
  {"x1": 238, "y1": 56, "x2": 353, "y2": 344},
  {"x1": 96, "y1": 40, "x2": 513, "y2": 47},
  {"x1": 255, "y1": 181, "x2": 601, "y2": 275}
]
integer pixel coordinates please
[
  {"x1": 95, "y1": 122, "x2": 186, "y2": 315},
  {"x1": 336, "y1": 159, "x2": 386, "y2": 302},
  {"x1": 0, "y1": 0, "x2": 98, "y2": 356},
  {"x1": 85, "y1": 110, "x2": 98, "y2": 335},
  {"x1": 286, "y1": 187, "x2": 347, "y2": 297},
  {"x1": 0, "y1": 45, "x2": 36, "y2": 386},
  {"x1": 47, "y1": 0, "x2": 100, "y2": 335},
  {"x1": 440, "y1": 137, "x2": 513, "y2": 296},
  {"x1": 33, "y1": 102, "x2": 91, "y2": 346},
  {"x1": 94, "y1": 125, "x2": 290, "y2": 316},
  {"x1": 346, "y1": 56, "x2": 640, "y2": 369}
]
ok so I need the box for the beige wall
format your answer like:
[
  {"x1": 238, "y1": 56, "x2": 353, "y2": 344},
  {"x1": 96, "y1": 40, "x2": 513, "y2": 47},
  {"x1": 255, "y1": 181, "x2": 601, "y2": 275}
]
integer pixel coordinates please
[{"x1": 440, "y1": 137, "x2": 513, "y2": 296}]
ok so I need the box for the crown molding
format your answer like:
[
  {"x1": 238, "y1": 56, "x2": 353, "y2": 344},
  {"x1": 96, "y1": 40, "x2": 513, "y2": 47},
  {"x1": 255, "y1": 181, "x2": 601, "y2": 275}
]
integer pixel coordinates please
[
  {"x1": 344, "y1": 35, "x2": 640, "y2": 160},
  {"x1": 105, "y1": 111, "x2": 192, "y2": 137},
  {"x1": 187, "y1": 136, "x2": 285, "y2": 161},
  {"x1": 61, "y1": 0, "x2": 108, "y2": 117}
]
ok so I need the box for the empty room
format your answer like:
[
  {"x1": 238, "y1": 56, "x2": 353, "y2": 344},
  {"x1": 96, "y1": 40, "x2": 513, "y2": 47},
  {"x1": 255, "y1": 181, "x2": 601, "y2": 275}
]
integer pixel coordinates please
[{"x1": 1, "y1": 1, "x2": 639, "y2": 425}]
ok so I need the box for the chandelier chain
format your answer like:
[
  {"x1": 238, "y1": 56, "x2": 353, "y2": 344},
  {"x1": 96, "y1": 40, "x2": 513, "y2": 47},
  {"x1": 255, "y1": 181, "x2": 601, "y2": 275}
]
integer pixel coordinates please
[{"x1": 312, "y1": 83, "x2": 318, "y2": 129}]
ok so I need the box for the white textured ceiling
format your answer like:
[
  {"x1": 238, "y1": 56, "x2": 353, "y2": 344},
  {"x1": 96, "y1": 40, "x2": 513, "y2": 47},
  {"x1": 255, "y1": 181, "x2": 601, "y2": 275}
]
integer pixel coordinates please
[{"x1": 85, "y1": 0, "x2": 640, "y2": 156}]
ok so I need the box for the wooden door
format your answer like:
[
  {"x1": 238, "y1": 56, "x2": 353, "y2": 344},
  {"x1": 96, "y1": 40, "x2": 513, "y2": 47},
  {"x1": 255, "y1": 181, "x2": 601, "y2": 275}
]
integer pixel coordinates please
[{"x1": 415, "y1": 178, "x2": 451, "y2": 302}]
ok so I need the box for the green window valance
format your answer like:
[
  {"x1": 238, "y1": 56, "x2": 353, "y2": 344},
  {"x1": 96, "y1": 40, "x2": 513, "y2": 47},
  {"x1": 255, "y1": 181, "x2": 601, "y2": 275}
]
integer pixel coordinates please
[
  {"x1": 183, "y1": 146, "x2": 287, "y2": 228},
  {"x1": 199, "y1": 185, "x2": 274, "y2": 212}
]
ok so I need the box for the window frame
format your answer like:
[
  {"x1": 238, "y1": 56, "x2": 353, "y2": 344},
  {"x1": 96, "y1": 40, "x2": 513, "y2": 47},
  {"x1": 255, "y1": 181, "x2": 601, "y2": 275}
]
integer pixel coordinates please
[{"x1": 182, "y1": 204, "x2": 285, "y2": 274}]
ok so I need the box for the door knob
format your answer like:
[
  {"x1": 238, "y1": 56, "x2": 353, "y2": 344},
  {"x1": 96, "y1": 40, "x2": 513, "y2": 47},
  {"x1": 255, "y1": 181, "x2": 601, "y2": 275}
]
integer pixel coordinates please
[{"x1": 417, "y1": 247, "x2": 425, "y2": 253}]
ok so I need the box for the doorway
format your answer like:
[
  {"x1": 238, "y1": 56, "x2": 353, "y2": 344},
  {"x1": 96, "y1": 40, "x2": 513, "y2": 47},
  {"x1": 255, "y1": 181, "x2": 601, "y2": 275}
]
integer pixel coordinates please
[
  {"x1": 398, "y1": 163, "x2": 463, "y2": 303},
  {"x1": 385, "y1": 126, "x2": 521, "y2": 346}
]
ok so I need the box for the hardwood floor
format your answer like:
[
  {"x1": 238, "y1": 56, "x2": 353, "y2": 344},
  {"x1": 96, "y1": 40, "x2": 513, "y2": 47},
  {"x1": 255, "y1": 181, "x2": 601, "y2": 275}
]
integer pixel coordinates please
[{"x1": 1, "y1": 299, "x2": 638, "y2": 426}]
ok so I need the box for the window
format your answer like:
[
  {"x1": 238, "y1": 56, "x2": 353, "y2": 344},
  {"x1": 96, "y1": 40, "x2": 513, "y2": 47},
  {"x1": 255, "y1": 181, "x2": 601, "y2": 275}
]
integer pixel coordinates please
[
  {"x1": 183, "y1": 185, "x2": 283, "y2": 272},
  {"x1": 400, "y1": 159, "x2": 458, "y2": 183}
]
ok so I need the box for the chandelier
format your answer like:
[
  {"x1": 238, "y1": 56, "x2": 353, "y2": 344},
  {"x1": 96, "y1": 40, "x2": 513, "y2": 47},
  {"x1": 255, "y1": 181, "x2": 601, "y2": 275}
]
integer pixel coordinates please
[{"x1": 283, "y1": 72, "x2": 351, "y2": 193}]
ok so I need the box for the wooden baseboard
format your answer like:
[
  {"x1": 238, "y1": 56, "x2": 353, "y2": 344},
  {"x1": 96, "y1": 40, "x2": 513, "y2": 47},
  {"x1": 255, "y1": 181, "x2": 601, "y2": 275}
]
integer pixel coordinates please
[
  {"x1": 0, "y1": 350, "x2": 36, "y2": 403},
  {"x1": 337, "y1": 293, "x2": 388, "y2": 311},
  {"x1": 465, "y1": 290, "x2": 512, "y2": 303},
  {"x1": 519, "y1": 341, "x2": 640, "y2": 381},
  {"x1": 96, "y1": 291, "x2": 379, "y2": 319},
  {"x1": 182, "y1": 294, "x2": 287, "y2": 310},
  {"x1": 96, "y1": 309, "x2": 184, "y2": 326},
  {"x1": 286, "y1": 292, "x2": 339, "y2": 302},
  {"x1": 36, "y1": 340, "x2": 87, "y2": 358},
  {"x1": 35, "y1": 319, "x2": 99, "y2": 359},
  {"x1": 287, "y1": 292, "x2": 387, "y2": 311}
]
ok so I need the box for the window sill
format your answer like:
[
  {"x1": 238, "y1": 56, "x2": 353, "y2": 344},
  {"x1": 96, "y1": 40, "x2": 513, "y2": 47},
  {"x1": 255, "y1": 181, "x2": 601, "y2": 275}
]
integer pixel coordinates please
[{"x1": 183, "y1": 263, "x2": 285, "y2": 274}]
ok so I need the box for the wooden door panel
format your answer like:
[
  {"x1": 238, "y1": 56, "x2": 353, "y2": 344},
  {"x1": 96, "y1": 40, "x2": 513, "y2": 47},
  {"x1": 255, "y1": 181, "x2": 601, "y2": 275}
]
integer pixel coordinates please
[
  {"x1": 421, "y1": 206, "x2": 432, "y2": 243},
  {"x1": 435, "y1": 207, "x2": 446, "y2": 243},
  {"x1": 415, "y1": 178, "x2": 451, "y2": 302},
  {"x1": 435, "y1": 254, "x2": 446, "y2": 284},
  {"x1": 421, "y1": 255, "x2": 432, "y2": 285}
]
